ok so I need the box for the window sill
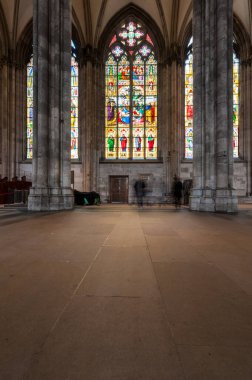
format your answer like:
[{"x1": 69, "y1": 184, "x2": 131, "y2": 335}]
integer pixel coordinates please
[
  {"x1": 71, "y1": 160, "x2": 82, "y2": 164},
  {"x1": 181, "y1": 159, "x2": 193, "y2": 163},
  {"x1": 99, "y1": 158, "x2": 163, "y2": 164}
]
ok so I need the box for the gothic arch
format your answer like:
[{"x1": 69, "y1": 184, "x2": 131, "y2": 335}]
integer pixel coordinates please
[
  {"x1": 178, "y1": 1, "x2": 192, "y2": 52},
  {"x1": 0, "y1": 1, "x2": 10, "y2": 58},
  {"x1": 16, "y1": 20, "x2": 32, "y2": 67},
  {"x1": 98, "y1": 3, "x2": 165, "y2": 61},
  {"x1": 179, "y1": 20, "x2": 192, "y2": 62},
  {"x1": 233, "y1": 14, "x2": 251, "y2": 61},
  {"x1": 72, "y1": 8, "x2": 85, "y2": 50}
]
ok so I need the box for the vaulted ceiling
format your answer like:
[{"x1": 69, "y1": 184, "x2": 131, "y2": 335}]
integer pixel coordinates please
[{"x1": 0, "y1": 0, "x2": 251, "y2": 49}]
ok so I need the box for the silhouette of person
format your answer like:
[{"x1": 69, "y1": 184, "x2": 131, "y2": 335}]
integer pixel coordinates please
[
  {"x1": 134, "y1": 179, "x2": 146, "y2": 207},
  {"x1": 172, "y1": 175, "x2": 183, "y2": 209}
]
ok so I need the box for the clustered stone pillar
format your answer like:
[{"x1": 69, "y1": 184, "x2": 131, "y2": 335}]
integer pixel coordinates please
[
  {"x1": 0, "y1": 56, "x2": 17, "y2": 180},
  {"x1": 28, "y1": 0, "x2": 74, "y2": 211},
  {"x1": 80, "y1": 47, "x2": 99, "y2": 192},
  {"x1": 190, "y1": 0, "x2": 238, "y2": 212}
]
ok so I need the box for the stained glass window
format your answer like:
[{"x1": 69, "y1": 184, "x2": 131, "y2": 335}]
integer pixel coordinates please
[
  {"x1": 184, "y1": 38, "x2": 239, "y2": 159},
  {"x1": 26, "y1": 57, "x2": 33, "y2": 159},
  {"x1": 185, "y1": 38, "x2": 193, "y2": 159},
  {"x1": 105, "y1": 19, "x2": 157, "y2": 160},
  {"x1": 71, "y1": 40, "x2": 79, "y2": 159},
  {"x1": 233, "y1": 51, "x2": 239, "y2": 158},
  {"x1": 26, "y1": 43, "x2": 79, "y2": 160}
]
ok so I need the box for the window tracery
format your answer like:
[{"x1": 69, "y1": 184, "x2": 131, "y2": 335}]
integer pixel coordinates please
[{"x1": 105, "y1": 19, "x2": 157, "y2": 160}]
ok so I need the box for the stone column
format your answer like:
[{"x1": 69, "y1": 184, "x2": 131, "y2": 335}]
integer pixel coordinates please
[
  {"x1": 0, "y1": 56, "x2": 17, "y2": 180},
  {"x1": 243, "y1": 60, "x2": 252, "y2": 196},
  {"x1": 28, "y1": 0, "x2": 73, "y2": 211},
  {"x1": 190, "y1": 0, "x2": 237, "y2": 212},
  {"x1": 158, "y1": 61, "x2": 169, "y2": 193},
  {"x1": 0, "y1": 60, "x2": 9, "y2": 178},
  {"x1": 169, "y1": 44, "x2": 183, "y2": 190},
  {"x1": 80, "y1": 46, "x2": 99, "y2": 192}
]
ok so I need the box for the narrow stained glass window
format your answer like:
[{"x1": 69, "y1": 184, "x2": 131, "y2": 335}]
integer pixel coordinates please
[
  {"x1": 233, "y1": 51, "x2": 239, "y2": 158},
  {"x1": 105, "y1": 19, "x2": 158, "y2": 160},
  {"x1": 185, "y1": 39, "x2": 193, "y2": 159},
  {"x1": 71, "y1": 53, "x2": 79, "y2": 159},
  {"x1": 26, "y1": 57, "x2": 33, "y2": 159},
  {"x1": 26, "y1": 43, "x2": 79, "y2": 160},
  {"x1": 184, "y1": 38, "x2": 239, "y2": 159}
]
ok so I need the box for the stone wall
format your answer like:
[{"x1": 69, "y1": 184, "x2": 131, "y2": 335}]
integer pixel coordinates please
[{"x1": 98, "y1": 163, "x2": 165, "y2": 203}]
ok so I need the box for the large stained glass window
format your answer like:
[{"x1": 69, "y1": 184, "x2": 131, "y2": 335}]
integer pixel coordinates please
[
  {"x1": 184, "y1": 38, "x2": 239, "y2": 159},
  {"x1": 71, "y1": 41, "x2": 79, "y2": 159},
  {"x1": 26, "y1": 57, "x2": 33, "y2": 159},
  {"x1": 105, "y1": 20, "x2": 157, "y2": 160},
  {"x1": 184, "y1": 38, "x2": 193, "y2": 159},
  {"x1": 233, "y1": 51, "x2": 239, "y2": 158},
  {"x1": 26, "y1": 43, "x2": 79, "y2": 160}
]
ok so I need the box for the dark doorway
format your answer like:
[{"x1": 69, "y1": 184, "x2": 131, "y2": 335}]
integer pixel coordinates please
[{"x1": 109, "y1": 176, "x2": 129, "y2": 203}]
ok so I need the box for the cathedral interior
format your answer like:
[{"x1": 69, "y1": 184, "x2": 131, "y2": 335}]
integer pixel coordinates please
[{"x1": 1, "y1": 0, "x2": 252, "y2": 379}]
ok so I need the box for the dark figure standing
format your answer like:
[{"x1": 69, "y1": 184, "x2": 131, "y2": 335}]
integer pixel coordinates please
[
  {"x1": 172, "y1": 175, "x2": 183, "y2": 209},
  {"x1": 134, "y1": 179, "x2": 145, "y2": 207}
]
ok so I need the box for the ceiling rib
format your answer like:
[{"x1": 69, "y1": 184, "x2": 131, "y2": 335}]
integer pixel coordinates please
[
  {"x1": 94, "y1": 0, "x2": 107, "y2": 48},
  {"x1": 155, "y1": 0, "x2": 169, "y2": 47}
]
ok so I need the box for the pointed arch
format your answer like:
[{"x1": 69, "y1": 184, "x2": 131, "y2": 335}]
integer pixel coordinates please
[
  {"x1": 98, "y1": 3, "x2": 165, "y2": 61},
  {"x1": 16, "y1": 20, "x2": 33, "y2": 66},
  {"x1": 178, "y1": 1, "x2": 192, "y2": 50},
  {"x1": 102, "y1": 15, "x2": 160, "y2": 160},
  {"x1": 233, "y1": 13, "x2": 251, "y2": 61},
  {"x1": 72, "y1": 6, "x2": 85, "y2": 48},
  {"x1": 0, "y1": 1, "x2": 10, "y2": 57}
]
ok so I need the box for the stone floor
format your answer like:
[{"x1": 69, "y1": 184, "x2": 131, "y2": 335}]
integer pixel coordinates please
[{"x1": 1, "y1": 204, "x2": 252, "y2": 379}]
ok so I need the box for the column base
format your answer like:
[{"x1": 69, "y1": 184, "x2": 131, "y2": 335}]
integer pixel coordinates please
[
  {"x1": 189, "y1": 188, "x2": 238, "y2": 213},
  {"x1": 28, "y1": 187, "x2": 74, "y2": 211}
]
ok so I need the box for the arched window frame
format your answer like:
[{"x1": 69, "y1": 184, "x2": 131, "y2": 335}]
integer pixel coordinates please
[
  {"x1": 233, "y1": 43, "x2": 240, "y2": 159},
  {"x1": 104, "y1": 17, "x2": 159, "y2": 161},
  {"x1": 24, "y1": 40, "x2": 80, "y2": 161},
  {"x1": 26, "y1": 56, "x2": 33, "y2": 160},
  {"x1": 184, "y1": 37, "x2": 193, "y2": 160},
  {"x1": 182, "y1": 35, "x2": 241, "y2": 160},
  {"x1": 71, "y1": 40, "x2": 80, "y2": 160}
]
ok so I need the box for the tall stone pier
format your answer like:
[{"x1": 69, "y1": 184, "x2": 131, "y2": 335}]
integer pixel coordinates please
[
  {"x1": 190, "y1": 0, "x2": 238, "y2": 212},
  {"x1": 28, "y1": 0, "x2": 74, "y2": 211}
]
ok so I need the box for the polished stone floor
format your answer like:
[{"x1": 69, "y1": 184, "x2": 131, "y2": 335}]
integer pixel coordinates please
[{"x1": 1, "y1": 204, "x2": 252, "y2": 379}]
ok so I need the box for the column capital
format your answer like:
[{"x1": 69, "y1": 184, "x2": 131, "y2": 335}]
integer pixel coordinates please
[
  {"x1": 166, "y1": 43, "x2": 182, "y2": 66},
  {"x1": 81, "y1": 45, "x2": 101, "y2": 66}
]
